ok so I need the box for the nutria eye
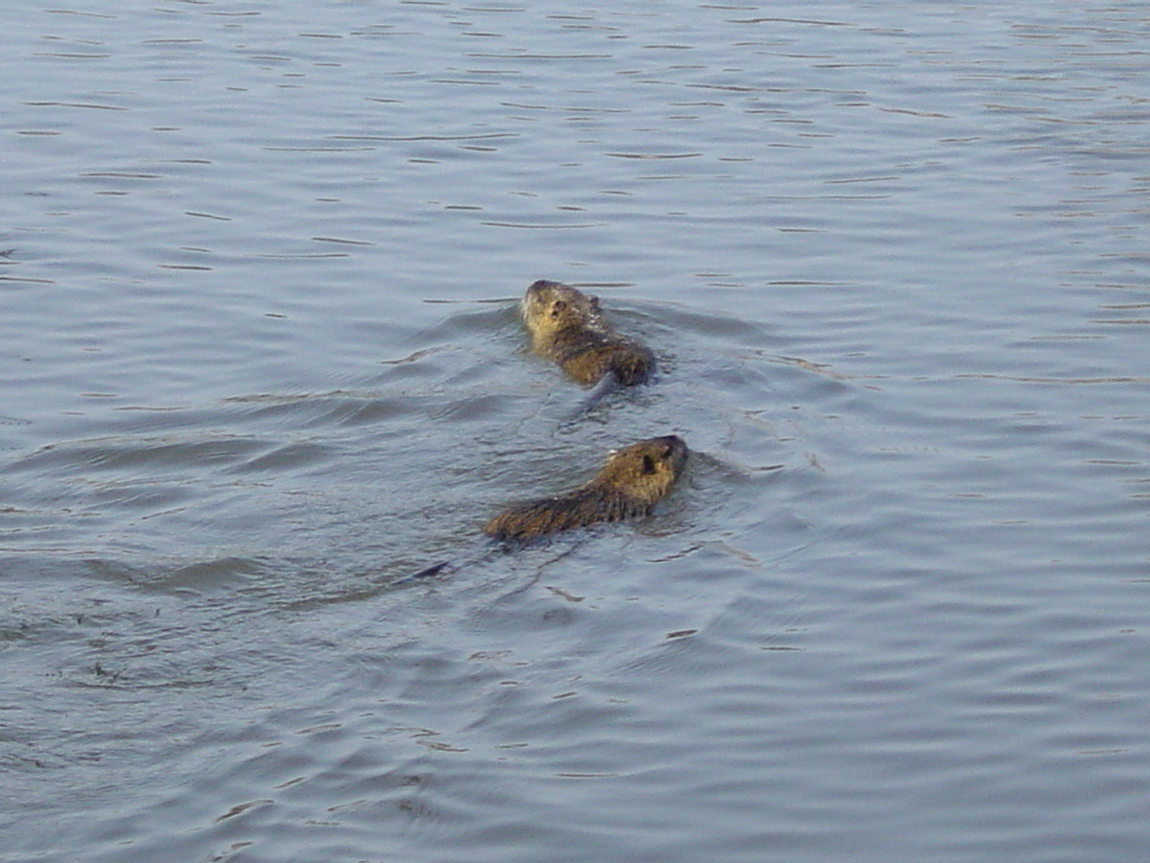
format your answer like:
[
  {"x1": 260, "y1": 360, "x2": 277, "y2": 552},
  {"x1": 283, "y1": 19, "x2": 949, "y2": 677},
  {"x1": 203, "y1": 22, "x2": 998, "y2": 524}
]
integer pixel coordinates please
[
  {"x1": 551, "y1": 300, "x2": 566, "y2": 318},
  {"x1": 641, "y1": 455, "x2": 656, "y2": 475}
]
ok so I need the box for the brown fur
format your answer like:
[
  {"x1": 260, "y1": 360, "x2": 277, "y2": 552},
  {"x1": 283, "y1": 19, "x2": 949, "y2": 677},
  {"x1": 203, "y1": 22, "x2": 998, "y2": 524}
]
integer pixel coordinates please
[
  {"x1": 521, "y1": 280, "x2": 655, "y2": 386},
  {"x1": 483, "y1": 435, "x2": 688, "y2": 541}
]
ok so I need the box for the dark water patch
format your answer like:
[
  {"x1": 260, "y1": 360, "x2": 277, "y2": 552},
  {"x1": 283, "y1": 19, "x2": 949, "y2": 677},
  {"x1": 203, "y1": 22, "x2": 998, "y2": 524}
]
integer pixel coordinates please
[
  {"x1": 5, "y1": 434, "x2": 268, "y2": 475},
  {"x1": 225, "y1": 391, "x2": 430, "y2": 431},
  {"x1": 22, "y1": 100, "x2": 127, "y2": 110}
]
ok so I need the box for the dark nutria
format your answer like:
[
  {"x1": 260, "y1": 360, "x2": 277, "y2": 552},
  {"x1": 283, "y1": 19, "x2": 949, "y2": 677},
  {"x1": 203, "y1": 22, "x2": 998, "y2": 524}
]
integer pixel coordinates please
[
  {"x1": 483, "y1": 435, "x2": 688, "y2": 542},
  {"x1": 521, "y1": 280, "x2": 655, "y2": 388}
]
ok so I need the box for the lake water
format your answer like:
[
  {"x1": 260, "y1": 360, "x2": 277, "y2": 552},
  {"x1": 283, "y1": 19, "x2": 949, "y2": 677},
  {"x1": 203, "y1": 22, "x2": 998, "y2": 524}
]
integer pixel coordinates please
[{"x1": 2, "y1": 1, "x2": 1149, "y2": 861}]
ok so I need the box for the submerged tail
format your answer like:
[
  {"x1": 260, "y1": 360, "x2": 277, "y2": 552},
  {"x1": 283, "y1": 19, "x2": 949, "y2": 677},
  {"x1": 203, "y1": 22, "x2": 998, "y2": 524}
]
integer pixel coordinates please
[
  {"x1": 392, "y1": 559, "x2": 454, "y2": 586},
  {"x1": 559, "y1": 371, "x2": 620, "y2": 425}
]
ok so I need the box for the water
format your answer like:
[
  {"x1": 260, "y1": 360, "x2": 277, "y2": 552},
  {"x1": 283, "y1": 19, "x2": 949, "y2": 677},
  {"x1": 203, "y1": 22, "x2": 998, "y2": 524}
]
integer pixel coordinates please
[{"x1": 2, "y1": 1, "x2": 1149, "y2": 861}]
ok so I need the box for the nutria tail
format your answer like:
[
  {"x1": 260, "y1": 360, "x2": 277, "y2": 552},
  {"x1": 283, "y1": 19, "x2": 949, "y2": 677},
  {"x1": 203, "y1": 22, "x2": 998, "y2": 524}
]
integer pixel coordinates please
[
  {"x1": 521, "y1": 280, "x2": 655, "y2": 387},
  {"x1": 483, "y1": 435, "x2": 688, "y2": 542}
]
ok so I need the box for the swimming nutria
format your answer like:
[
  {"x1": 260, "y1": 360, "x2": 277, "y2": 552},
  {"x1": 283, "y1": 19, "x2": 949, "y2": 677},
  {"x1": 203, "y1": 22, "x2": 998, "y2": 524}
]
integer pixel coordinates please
[
  {"x1": 521, "y1": 280, "x2": 655, "y2": 388},
  {"x1": 483, "y1": 434, "x2": 688, "y2": 541},
  {"x1": 398, "y1": 435, "x2": 688, "y2": 582}
]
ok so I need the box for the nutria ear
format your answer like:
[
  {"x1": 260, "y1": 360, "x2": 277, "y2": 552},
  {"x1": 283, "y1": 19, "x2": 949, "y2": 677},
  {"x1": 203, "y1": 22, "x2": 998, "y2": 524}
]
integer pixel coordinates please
[
  {"x1": 590, "y1": 295, "x2": 601, "y2": 311},
  {"x1": 551, "y1": 300, "x2": 567, "y2": 318},
  {"x1": 641, "y1": 454, "x2": 656, "y2": 475}
]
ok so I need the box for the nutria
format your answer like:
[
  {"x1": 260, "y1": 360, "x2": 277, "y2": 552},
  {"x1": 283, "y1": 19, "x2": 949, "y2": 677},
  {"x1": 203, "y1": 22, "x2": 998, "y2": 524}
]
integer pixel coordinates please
[
  {"x1": 398, "y1": 435, "x2": 688, "y2": 582},
  {"x1": 483, "y1": 434, "x2": 688, "y2": 541},
  {"x1": 521, "y1": 280, "x2": 655, "y2": 388}
]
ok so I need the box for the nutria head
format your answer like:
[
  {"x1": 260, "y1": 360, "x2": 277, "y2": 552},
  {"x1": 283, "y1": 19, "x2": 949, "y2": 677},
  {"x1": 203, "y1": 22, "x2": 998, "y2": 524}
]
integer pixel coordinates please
[
  {"x1": 522, "y1": 280, "x2": 604, "y2": 347},
  {"x1": 589, "y1": 435, "x2": 689, "y2": 505}
]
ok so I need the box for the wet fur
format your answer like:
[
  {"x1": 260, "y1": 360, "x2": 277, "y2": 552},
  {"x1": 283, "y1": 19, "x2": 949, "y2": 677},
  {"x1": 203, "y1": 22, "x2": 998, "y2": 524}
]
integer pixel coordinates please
[
  {"x1": 521, "y1": 280, "x2": 654, "y2": 387},
  {"x1": 398, "y1": 436, "x2": 687, "y2": 583},
  {"x1": 483, "y1": 435, "x2": 688, "y2": 541}
]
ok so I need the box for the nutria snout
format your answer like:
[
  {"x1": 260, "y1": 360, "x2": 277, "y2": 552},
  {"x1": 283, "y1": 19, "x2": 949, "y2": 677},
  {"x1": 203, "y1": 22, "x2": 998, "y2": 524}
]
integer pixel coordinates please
[
  {"x1": 521, "y1": 280, "x2": 655, "y2": 387},
  {"x1": 483, "y1": 435, "x2": 688, "y2": 541}
]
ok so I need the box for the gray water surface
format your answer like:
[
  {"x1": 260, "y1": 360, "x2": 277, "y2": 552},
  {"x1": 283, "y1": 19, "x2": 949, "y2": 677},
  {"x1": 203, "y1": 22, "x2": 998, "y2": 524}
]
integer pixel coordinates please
[{"x1": 2, "y1": 2, "x2": 1149, "y2": 862}]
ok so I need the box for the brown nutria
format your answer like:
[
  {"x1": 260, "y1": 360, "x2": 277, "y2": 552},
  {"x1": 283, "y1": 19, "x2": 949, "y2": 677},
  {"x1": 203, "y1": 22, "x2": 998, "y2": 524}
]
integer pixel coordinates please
[
  {"x1": 521, "y1": 280, "x2": 655, "y2": 387},
  {"x1": 396, "y1": 435, "x2": 688, "y2": 583},
  {"x1": 482, "y1": 435, "x2": 688, "y2": 542}
]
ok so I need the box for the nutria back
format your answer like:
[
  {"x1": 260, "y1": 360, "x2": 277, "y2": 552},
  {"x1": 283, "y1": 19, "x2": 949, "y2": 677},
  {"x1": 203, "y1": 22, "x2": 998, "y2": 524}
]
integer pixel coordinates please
[
  {"x1": 521, "y1": 280, "x2": 655, "y2": 387},
  {"x1": 483, "y1": 435, "x2": 688, "y2": 541}
]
